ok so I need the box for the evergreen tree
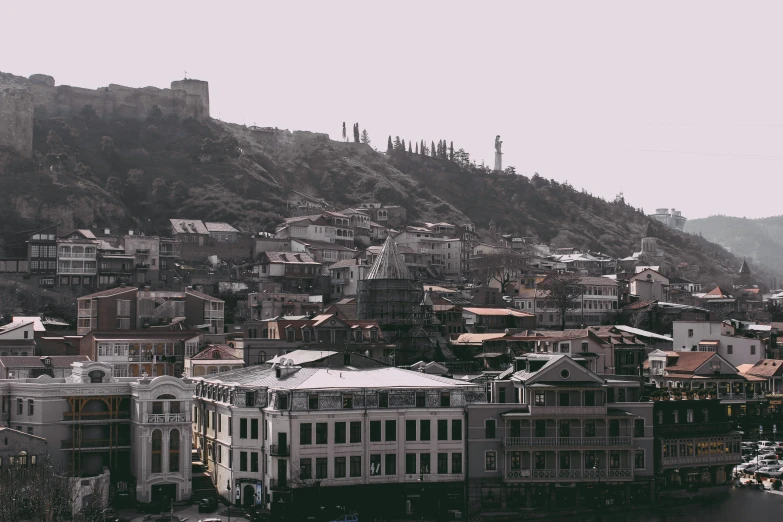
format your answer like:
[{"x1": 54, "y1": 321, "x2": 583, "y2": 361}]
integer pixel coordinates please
[
  {"x1": 420, "y1": 140, "x2": 425, "y2": 154},
  {"x1": 387, "y1": 136, "x2": 393, "y2": 152},
  {"x1": 408, "y1": 141, "x2": 412, "y2": 154},
  {"x1": 402, "y1": 139, "x2": 406, "y2": 151},
  {"x1": 415, "y1": 142, "x2": 419, "y2": 155},
  {"x1": 353, "y1": 123, "x2": 360, "y2": 143},
  {"x1": 394, "y1": 136, "x2": 402, "y2": 149},
  {"x1": 360, "y1": 129, "x2": 370, "y2": 144},
  {"x1": 342, "y1": 122, "x2": 346, "y2": 142},
  {"x1": 449, "y1": 141, "x2": 454, "y2": 161},
  {"x1": 431, "y1": 141, "x2": 436, "y2": 157}
]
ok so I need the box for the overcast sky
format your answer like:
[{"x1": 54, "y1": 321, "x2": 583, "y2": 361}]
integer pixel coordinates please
[{"x1": 5, "y1": 1, "x2": 783, "y2": 219}]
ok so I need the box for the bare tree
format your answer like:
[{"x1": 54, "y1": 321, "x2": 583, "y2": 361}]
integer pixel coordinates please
[
  {"x1": 538, "y1": 272, "x2": 583, "y2": 330},
  {"x1": 471, "y1": 250, "x2": 529, "y2": 292}
]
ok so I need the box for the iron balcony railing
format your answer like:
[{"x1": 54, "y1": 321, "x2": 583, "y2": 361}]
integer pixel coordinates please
[
  {"x1": 504, "y1": 436, "x2": 632, "y2": 447},
  {"x1": 146, "y1": 413, "x2": 189, "y2": 424},
  {"x1": 505, "y1": 468, "x2": 632, "y2": 480},
  {"x1": 270, "y1": 444, "x2": 290, "y2": 457},
  {"x1": 270, "y1": 478, "x2": 289, "y2": 490}
]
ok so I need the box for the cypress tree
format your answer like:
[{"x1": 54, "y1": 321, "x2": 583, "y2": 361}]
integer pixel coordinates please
[
  {"x1": 402, "y1": 138, "x2": 406, "y2": 151},
  {"x1": 408, "y1": 141, "x2": 412, "y2": 154},
  {"x1": 431, "y1": 141, "x2": 436, "y2": 157},
  {"x1": 449, "y1": 141, "x2": 454, "y2": 161},
  {"x1": 415, "y1": 142, "x2": 419, "y2": 155},
  {"x1": 342, "y1": 122, "x2": 346, "y2": 142}
]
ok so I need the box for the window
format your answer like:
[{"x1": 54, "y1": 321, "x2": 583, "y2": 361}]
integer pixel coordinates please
[
  {"x1": 370, "y1": 421, "x2": 381, "y2": 442},
  {"x1": 316, "y1": 423, "x2": 328, "y2": 444},
  {"x1": 240, "y1": 451, "x2": 248, "y2": 472},
  {"x1": 559, "y1": 419, "x2": 570, "y2": 438},
  {"x1": 438, "y1": 453, "x2": 448, "y2": 474},
  {"x1": 420, "y1": 453, "x2": 431, "y2": 474},
  {"x1": 688, "y1": 329, "x2": 694, "y2": 338},
  {"x1": 151, "y1": 429, "x2": 162, "y2": 473},
  {"x1": 406, "y1": 420, "x2": 416, "y2": 441},
  {"x1": 559, "y1": 391, "x2": 570, "y2": 406},
  {"x1": 420, "y1": 420, "x2": 431, "y2": 441},
  {"x1": 406, "y1": 453, "x2": 416, "y2": 474},
  {"x1": 27, "y1": 400, "x2": 33, "y2": 416},
  {"x1": 560, "y1": 452, "x2": 570, "y2": 470},
  {"x1": 635, "y1": 450, "x2": 645, "y2": 469},
  {"x1": 440, "y1": 392, "x2": 450, "y2": 407},
  {"x1": 452, "y1": 453, "x2": 463, "y2": 474},
  {"x1": 218, "y1": 414, "x2": 222, "y2": 433},
  {"x1": 581, "y1": 341, "x2": 589, "y2": 352},
  {"x1": 370, "y1": 454, "x2": 381, "y2": 476},
  {"x1": 751, "y1": 345, "x2": 756, "y2": 355},
  {"x1": 343, "y1": 394, "x2": 353, "y2": 409},
  {"x1": 485, "y1": 451, "x2": 496, "y2": 471},
  {"x1": 499, "y1": 387, "x2": 506, "y2": 404},
  {"x1": 416, "y1": 392, "x2": 426, "y2": 407},
  {"x1": 634, "y1": 419, "x2": 644, "y2": 437},
  {"x1": 335, "y1": 422, "x2": 346, "y2": 444},
  {"x1": 609, "y1": 419, "x2": 619, "y2": 437},
  {"x1": 610, "y1": 450, "x2": 620, "y2": 469},
  {"x1": 251, "y1": 452, "x2": 259, "y2": 472},
  {"x1": 278, "y1": 394, "x2": 289, "y2": 410},
  {"x1": 686, "y1": 409, "x2": 694, "y2": 423},
  {"x1": 727, "y1": 345, "x2": 733, "y2": 355},
  {"x1": 251, "y1": 419, "x2": 258, "y2": 439},
  {"x1": 385, "y1": 420, "x2": 396, "y2": 441},
  {"x1": 300, "y1": 458, "x2": 312, "y2": 480},
  {"x1": 334, "y1": 457, "x2": 346, "y2": 478},
  {"x1": 309, "y1": 394, "x2": 319, "y2": 410},
  {"x1": 385, "y1": 454, "x2": 396, "y2": 475},
  {"x1": 585, "y1": 420, "x2": 596, "y2": 437},
  {"x1": 438, "y1": 419, "x2": 448, "y2": 441},
  {"x1": 452, "y1": 419, "x2": 462, "y2": 440},
  {"x1": 300, "y1": 423, "x2": 312, "y2": 445},
  {"x1": 17, "y1": 398, "x2": 22, "y2": 415},
  {"x1": 350, "y1": 456, "x2": 361, "y2": 477},
  {"x1": 379, "y1": 392, "x2": 389, "y2": 408},
  {"x1": 485, "y1": 419, "x2": 496, "y2": 439},
  {"x1": 240, "y1": 418, "x2": 248, "y2": 439},
  {"x1": 316, "y1": 458, "x2": 327, "y2": 479},
  {"x1": 535, "y1": 392, "x2": 545, "y2": 406},
  {"x1": 584, "y1": 390, "x2": 595, "y2": 406},
  {"x1": 702, "y1": 409, "x2": 709, "y2": 423},
  {"x1": 585, "y1": 450, "x2": 596, "y2": 469},
  {"x1": 350, "y1": 421, "x2": 362, "y2": 443}
]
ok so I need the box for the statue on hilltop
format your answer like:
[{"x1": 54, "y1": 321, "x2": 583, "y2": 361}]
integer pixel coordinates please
[
  {"x1": 494, "y1": 135, "x2": 503, "y2": 171},
  {"x1": 495, "y1": 135, "x2": 502, "y2": 154}
]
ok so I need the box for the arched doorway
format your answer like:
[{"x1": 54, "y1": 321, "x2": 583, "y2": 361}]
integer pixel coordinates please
[{"x1": 243, "y1": 484, "x2": 255, "y2": 507}]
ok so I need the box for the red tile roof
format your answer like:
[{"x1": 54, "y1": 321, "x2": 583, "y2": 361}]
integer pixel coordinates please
[
  {"x1": 191, "y1": 345, "x2": 242, "y2": 361},
  {"x1": 665, "y1": 352, "x2": 715, "y2": 373}
]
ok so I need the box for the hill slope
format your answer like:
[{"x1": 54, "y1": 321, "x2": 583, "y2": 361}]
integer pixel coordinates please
[
  {"x1": 685, "y1": 215, "x2": 783, "y2": 280},
  {"x1": 0, "y1": 111, "x2": 777, "y2": 287}
]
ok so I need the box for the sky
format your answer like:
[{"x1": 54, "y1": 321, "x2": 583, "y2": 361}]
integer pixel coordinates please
[{"x1": 4, "y1": 1, "x2": 783, "y2": 219}]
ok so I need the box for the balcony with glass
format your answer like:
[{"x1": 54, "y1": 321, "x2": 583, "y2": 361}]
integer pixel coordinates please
[{"x1": 504, "y1": 449, "x2": 633, "y2": 482}]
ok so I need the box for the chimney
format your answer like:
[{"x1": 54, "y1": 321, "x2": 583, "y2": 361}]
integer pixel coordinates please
[{"x1": 104, "y1": 228, "x2": 110, "y2": 235}]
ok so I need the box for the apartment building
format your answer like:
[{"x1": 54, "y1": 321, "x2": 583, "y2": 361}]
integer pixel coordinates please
[
  {"x1": 27, "y1": 228, "x2": 58, "y2": 287},
  {"x1": 469, "y1": 354, "x2": 654, "y2": 512},
  {"x1": 0, "y1": 361, "x2": 194, "y2": 504},
  {"x1": 513, "y1": 276, "x2": 619, "y2": 328},
  {"x1": 56, "y1": 229, "x2": 98, "y2": 289},
  {"x1": 192, "y1": 360, "x2": 487, "y2": 519},
  {"x1": 673, "y1": 321, "x2": 765, "y2": 368}
]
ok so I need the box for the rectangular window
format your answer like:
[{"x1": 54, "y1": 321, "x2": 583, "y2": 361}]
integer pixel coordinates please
[
  {"x1": 379, "y1": 392, "x2": 389, "y2": 408},
  {"x1": 687, "y1": 409, "x2": 694, "y2": 423},
  {"x1": 559, "y1": 419, "x2": 570, "y2": 438},
  {"x1": 316, "y1": 422, "x2": 328, "y2": 444},
  {"x1": 485, "y1": 451, "x2": 496, "y2": 471},
  {"x1": 416, "y1": 392, "x2": 426, "y2": 407},
  {"x1": 370, "y1": 421, "x2": 382, "y2": 442},
  {"x1": 370, "y1": 454, "x2": 381, "y2": 476},
  {"x1": 385, "y1": 420, "x2": 396, "y2": 441},
  {"x1": 343, "y1": 394, "x2": 353, "y2": 409},
  {"x1": 350, "y1": 456, "x2": 361, "y2": 477},
  {"x1": 727, "y1": 345, "x2": 733, "y2": 355},
  {"x1": 251, "y1": 418, "x2": 258, "y2": 439},
  {"x1": 335, "y1": 422, "x2": 346, "y2": 444},
  {"x1": 300, "y1": 458, "x2": 312, "y2": 480},
  {"x1": 350, "y1": 421, "x2": 362, "y2": 443},
  {"x1": 251, "y1": 452, "x2": 259, "y2": 472},
  {"x1": 438, "y1": 453, "x2": 448, "y2": 474},
  {"x1": 309, "y1": 394, "x2": 319, "y2": 410},
  {"x1": 406, "y1": 453, "x2": 417, "y2": 474},
  {"x1": 240, "y1": 418, "x2": 248, "y2": 439},
  {"x1": 300, "y1": 423, "x2": 312, "y2": 445},
  {"x1": 609, "y1": 419, "x2": 620, "y2": 437},
  {"x1": 278, "y1": 394, "x2": 289, "y2": 410},
  {"x1": 584, "y1": 390, "x2": 595, "y2": 406},
  {"x1": 316, "y1": 458, "x2": 327, "y2": 479},
  {"x1": 27, "y1": 400, "x2": 33, "y2": 416},
  {"x1": 420, "y1": 420, "x2": 431, "y2": 441},
  {"x1": 452, "y1": 419, "x2": 462, "y2": 441},
  {"x1": 559, "y1": 391, "x2": 570, "y2": 406},
  {"x1": 751, "y1": 345, "x2": 756, "y2": 355},
  {"x1": 385, "y1": 453, "x2": 396, "y2": 475},
  {"x1": 452, "y1": 453, "x2": 462, "y2": 474},
  {"x1": 634, "y1": 419, "x2": 644, "y2": 437},
  {"x1": 634, "y1": 450, "x2": 645, "y2": 469},
  {"x1": 610, "y1": 450, "x2": 620, "y2": 469},
  {"x1": 334, "y1": 457, "x2": 346, "y2": 478},
  {"x1": 438, "y1": 419, "x2": 448, "y2": 441},
  {"x1": 218, "y1": 414, "x2": 222, "y2": 433},
  {"x1": 499, "y1": 387, "x2": 506, "y2": 404},
  {"x1": 240, "y1": 451, "x2": 248, "y2": 472},
  {"x1": 406, "y1": 420, "x2": 416, "y2": 441},
  {"x1": 440, "y1": 392, "x2": 450, "y2": 407},
  {"x1": 420, "y1": 453, "x2": 431, "y2": 474},
  {"x1": 560, "y1": 452, "x2": 570, "y2": 470},
  {"x1": 485, "y1": 419, "x2": 496, "y2": 439},
  {"x1": 535, "y1": 392, "x2": 545, "y2": 406},
  {"x1": 688, "y1": 329, "x2": 694, "y2": 337}
]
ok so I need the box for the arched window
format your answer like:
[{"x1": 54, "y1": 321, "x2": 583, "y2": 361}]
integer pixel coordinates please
[
  {"x1": 169, "y1": 429, "x2": 180, "y2": 472},
  {"x1": 18, "y1": 450, "x2": 27, "y2": 467},
  {"x1": 88, "y1": 370, "x2": 105, "y2": 383},
  {"x1": 151, "y1": 430, "x2": 162, "y2": 473}
]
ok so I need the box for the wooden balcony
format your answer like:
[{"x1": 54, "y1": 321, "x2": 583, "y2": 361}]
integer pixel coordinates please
[
  {"x1": 505, "y1": 467, "x2": 633, "y2": 481},
  {"x1": 504, "y1": 436, "x2": 632, "y2": 447}
]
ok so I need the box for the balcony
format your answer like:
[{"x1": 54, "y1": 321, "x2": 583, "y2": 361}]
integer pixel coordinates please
[
  {"x1": 270, "y1": 444, "x2": 290, "y2": 457},
  {"x1": 656, "y1": 422, "x2": 732, "y2": 436},
  {"x1": 128, "y1": 354, "x2": 154, "y2": 362},
  {"x1": 270, "y1": 478, "x2": 289, "y2": 491},
  {"x1": 58, "y1": 267, "x2": 98, "y2": 275},
  {"x1": 63, "y1": 411, "x2": 130, "y2": 421},
  {"x1": 59, "y1": 252, "x2": 96, "y2": 259},
  {"x1": 530, "y1": 406, "x2": 606, "y2": 416},
  {"x1": 136, "y1": 264, "x2": 150, "y2": 271},
  {"x1": 146, "y1": 413, "x2": 189, "y2": 424},
  {"x1": 136, "y1": 249, "x2": 150, "y2": 255},
  {"x1": 505, "y1": 468, "x2": 632, "y2": 481},
  {"x1": 661, "y1": 453, "x2": 741, "y2": 468},
  {"x1": 61, "y1": 438, "x2": 131, "y2": 450},
  {"x1": 504, "y1": 436, "x2": 632, "y2": 447},
  {"x1": 331, "y1": 278, "x2": 346, "y2": 285}
]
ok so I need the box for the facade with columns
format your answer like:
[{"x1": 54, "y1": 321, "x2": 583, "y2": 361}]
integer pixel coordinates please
[{"x1": 0, "y1": 360, "x2": 194, "y2": 504}]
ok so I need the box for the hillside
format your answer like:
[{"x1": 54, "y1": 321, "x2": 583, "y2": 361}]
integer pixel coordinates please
[
  {"x1": 685, "y1": 215, "x2": 783, "y2": 281},
  {"x1": 0, "y1": 109, "x2": 777, "y2": 288}
]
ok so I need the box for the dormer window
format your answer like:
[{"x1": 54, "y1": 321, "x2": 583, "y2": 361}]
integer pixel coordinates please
[
  {"x1": 303, "y1": 329, "x2": 311, "y2": 342},
  {"x1": 286, "y1": 328, "x2": 295, "y2": 342}
]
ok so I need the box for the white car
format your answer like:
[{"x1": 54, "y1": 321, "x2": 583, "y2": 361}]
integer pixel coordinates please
[{"x1": 758, "y1": 440, "x2": 776, "y2": 448}]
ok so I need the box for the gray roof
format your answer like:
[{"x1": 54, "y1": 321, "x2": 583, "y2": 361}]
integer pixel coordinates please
[
  {"x1": 366, "y1": 236, "x2": 412, "y2": 280},
  {"x1": 205, "y1": 222, "x2": 239, "y2": 233}
]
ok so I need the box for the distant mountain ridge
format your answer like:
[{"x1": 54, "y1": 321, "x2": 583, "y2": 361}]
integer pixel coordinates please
[{"x1": 685, "y1": 215, "x2": 783, "y2": 280}]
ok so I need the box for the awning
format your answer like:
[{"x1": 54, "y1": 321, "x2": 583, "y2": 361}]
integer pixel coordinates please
[{"x1": 698, "y1": 341, "x2": 719, "y2": 346}]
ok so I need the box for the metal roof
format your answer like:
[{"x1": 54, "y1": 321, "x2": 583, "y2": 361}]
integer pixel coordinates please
[{"x1": 366, "y1": 236, "x2": 412, "y2": 280}]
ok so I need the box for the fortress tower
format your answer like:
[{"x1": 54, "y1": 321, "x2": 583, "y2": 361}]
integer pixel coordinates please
[{"x1": 171, "y1": 78, "x2": 210, "y2": 120}]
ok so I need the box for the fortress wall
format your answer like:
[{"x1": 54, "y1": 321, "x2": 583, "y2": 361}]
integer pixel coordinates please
[{"x1": 0, "y1": 72, "x2": 33, "y2": 157}]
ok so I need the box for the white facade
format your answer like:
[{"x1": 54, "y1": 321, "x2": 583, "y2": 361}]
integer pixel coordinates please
[{"x1": 672, "y1": 321, "x2": 764, "y2": 367}]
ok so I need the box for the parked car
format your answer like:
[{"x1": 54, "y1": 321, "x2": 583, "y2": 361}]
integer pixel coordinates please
[
  {"x1": 745, "y1": 465, "x2": 760, "y2": 474},
  {"x1": 734, "y1": 463, "x2": 754, "y2": 474},
  {"x1": 758, "y1": 440, "x2": 776, "y2": 448},
  {"x1": 198, "y1": 498, "x2": 219, "y2": 513},
  {"x1": 329, "y1": 515, "x2": 359, "y2": 522}
]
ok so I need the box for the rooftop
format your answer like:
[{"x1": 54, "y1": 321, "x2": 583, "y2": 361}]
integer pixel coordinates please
[
  {"x1": 366, "y1": 236, "x2": 412, "y2": 280},
  {"x1": 170, "y1": 219, "x2": 209, "y2": 235},
  {"x1": 462, "y1": 307, "x2": 534, "y2": 317},
  {"x1": 190, "y1": 345, "x2": 243, "y2": 361},
  {"x1": 204, "y1": 222, "x2": 240, "y2": 233}
]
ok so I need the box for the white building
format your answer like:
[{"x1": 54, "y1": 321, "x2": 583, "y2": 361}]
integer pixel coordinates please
[
  {"x1": 672, "y1": 321, "x2": 764, "y2": 368},
  {"x1": 629, "y1": 268, "x2": 669, "y2": 301},
  {"x1": 192, "y1": 359, "x2": 486, "y2": 518}
]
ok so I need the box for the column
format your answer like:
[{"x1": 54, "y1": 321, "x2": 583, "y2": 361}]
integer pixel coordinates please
[{"x1": 525, "y1": 485, "x2": 532, "y2": 508}]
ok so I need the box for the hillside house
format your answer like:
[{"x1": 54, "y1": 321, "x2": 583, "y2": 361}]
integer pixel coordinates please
[
  {"x1": 255, "y1": 251, "x2": 323, "y2": 294},
  {"x1": 205, "y1": 222, "x2": 240, "y2": 243},
  {"x1": 629, "y1": 268, "x2": 669, "y2": 301},
  {"x1": 461, "y1": 307, "x2": 536, "y2": 333},
  {"x1": 56, "y1": 229, "x2": 98, "y2": 289},
  {"x1": 170, "y1": 219, "x2": 210, "y2": 245}
]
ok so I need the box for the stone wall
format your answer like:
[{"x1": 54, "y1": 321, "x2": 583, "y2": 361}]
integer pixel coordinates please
[
  {"x1": 0, "y1": 72, "x2": 33, "y2": 156},
  {"x1": 0, "y1": 71, "x2": 210, "y2": 158}
]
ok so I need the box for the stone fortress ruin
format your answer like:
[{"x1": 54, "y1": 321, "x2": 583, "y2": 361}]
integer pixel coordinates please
[{"x1": 0, "y1": 71, "x2": 210, "y2": 157}]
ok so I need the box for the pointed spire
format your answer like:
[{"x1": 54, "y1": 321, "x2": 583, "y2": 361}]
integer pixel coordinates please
[
  {"x1": 739, "y1": 258, "x2": 751, "y2": 275},
  {"x1": 366, "y1": 235, "x2": 412, "y2": 280}
]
